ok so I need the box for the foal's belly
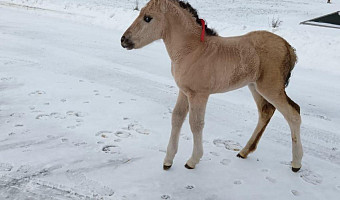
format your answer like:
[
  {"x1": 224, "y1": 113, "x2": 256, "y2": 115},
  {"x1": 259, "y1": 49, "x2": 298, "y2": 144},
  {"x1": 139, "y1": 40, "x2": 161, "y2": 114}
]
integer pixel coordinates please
[
  {"x1": 173, "y1": 63, "x2": 257, "y2": 95},
  {"x1": 211, "y1": 65, "x2": 258, "y2": 93}
]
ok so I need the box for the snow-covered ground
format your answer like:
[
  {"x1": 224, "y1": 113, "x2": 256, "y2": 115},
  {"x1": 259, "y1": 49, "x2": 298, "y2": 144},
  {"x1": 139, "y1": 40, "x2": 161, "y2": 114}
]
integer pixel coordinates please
[{"x1": 1, "y1": 0, "x2": 340, "y2": 199}]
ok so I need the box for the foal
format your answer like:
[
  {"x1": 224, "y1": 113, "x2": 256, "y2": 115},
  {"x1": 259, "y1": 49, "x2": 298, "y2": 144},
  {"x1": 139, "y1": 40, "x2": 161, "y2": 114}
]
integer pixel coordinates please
[{"x1": 121, "y1": 0, "x2": 303, "y2": 172}]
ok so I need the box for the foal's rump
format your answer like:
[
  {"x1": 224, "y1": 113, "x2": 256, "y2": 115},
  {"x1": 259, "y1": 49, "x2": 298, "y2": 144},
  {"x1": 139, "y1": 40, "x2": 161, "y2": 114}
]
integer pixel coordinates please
[{"x1": 244, "y1": 31, "x2": 297, "y2": 88}]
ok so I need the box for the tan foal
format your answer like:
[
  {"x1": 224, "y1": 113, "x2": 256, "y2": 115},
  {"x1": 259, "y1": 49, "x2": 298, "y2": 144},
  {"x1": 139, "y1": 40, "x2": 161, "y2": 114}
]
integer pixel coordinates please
[{"x1": 121, "y1": 0, "x2": 303, "y2": 172}]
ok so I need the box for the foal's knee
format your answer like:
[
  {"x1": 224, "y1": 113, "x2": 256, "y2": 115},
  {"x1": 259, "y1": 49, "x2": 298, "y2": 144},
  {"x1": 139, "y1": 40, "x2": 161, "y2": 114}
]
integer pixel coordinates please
[
  {"x1": 172, "y1": 107, "x2": 188, "y2": 127},
  {"x1": 189, "y1": 118, "x2": 205, "y2": 133}
]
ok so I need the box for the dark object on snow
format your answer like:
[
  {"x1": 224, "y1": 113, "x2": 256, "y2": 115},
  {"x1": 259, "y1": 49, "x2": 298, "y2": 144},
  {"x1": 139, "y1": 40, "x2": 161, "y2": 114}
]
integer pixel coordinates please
[{"x1": 300, "y1": 11, "x2": 340, "y2": 29}]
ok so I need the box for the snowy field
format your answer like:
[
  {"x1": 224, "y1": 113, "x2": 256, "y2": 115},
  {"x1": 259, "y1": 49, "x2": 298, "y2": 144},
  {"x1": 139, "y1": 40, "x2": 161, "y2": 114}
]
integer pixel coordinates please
[{"x1": 1, "y1": 0, "x2": 340, "y2": 199}]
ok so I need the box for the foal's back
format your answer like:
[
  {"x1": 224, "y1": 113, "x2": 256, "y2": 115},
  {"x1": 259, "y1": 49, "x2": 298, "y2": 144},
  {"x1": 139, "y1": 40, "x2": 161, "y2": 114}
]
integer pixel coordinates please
[{"x1": 206, "y1": 30, "x2": 296, "y2": 92}]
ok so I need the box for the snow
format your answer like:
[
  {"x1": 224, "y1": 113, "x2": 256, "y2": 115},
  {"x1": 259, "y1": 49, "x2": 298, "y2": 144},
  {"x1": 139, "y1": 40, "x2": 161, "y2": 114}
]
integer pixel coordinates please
[{"x1": 0, "y1": 0, "x2": 340, "y2": 199}]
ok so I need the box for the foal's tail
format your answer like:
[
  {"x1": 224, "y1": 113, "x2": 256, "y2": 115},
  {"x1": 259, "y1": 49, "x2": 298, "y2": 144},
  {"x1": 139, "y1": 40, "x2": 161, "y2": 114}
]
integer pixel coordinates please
[{"x1": 283, "y1": 41, "x2": 298, "y2": 88}]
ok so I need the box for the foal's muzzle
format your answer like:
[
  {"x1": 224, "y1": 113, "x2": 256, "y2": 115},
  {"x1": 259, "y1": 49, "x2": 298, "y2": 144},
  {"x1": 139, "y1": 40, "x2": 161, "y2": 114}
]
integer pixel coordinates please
[{"x1": 121, "y1": 35, "x2": 135, "y2": 50}]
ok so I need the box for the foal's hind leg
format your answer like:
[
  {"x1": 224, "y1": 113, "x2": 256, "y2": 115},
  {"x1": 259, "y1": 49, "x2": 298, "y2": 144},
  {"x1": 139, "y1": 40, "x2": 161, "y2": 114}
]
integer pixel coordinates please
[
  {"x1": 237, "y1": 84, "x2": 276, "y2": 158},
  {"x1": 256, "y1": 84, "x2": 303, "y2": 172},
  {"x1": 163, "y1": 91, "x2": 189, "y2": 170}
]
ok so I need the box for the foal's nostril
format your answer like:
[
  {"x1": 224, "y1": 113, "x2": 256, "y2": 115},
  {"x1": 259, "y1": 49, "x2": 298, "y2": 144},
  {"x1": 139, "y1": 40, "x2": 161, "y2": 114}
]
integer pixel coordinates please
[
  {"x1": 120, "y1": 35, "x2": 134, "y2": 50},
  {"x1": 121, "y1": 36, "x2": 126, "y2": 43}
]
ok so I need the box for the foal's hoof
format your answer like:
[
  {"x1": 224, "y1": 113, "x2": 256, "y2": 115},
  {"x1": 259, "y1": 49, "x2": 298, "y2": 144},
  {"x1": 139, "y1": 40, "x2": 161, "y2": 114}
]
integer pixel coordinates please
[
  {"x1": 237, "y1": 153, "x2": 245, "y2": 159},
  {"x1": 292, "y1": 167, "x2": 301, "y2": 172},
  {"x1": 185, "y1": 164, "x2": 194, "y2": 169},
  {"x1": 163, "y1": 165, "x2": 172, "y2": 170}
]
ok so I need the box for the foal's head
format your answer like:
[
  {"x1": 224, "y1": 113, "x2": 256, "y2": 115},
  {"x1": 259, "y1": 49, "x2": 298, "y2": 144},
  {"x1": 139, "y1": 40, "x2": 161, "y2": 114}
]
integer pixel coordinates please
[{"x1": 121, "y1": 0, "x2": 167, "y2": 50}]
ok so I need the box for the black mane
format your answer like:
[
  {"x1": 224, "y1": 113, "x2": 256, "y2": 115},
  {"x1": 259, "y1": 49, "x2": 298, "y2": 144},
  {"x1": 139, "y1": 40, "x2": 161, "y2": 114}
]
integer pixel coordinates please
[{"x1": 173, "y1": 0, "x2": 218, "y2": 36}]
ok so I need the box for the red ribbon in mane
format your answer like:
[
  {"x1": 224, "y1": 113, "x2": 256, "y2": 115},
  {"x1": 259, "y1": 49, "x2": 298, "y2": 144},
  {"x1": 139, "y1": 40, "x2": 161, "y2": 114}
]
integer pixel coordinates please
[{"x1": 200, "y1": 19, "x2": 205, "y2": 42}]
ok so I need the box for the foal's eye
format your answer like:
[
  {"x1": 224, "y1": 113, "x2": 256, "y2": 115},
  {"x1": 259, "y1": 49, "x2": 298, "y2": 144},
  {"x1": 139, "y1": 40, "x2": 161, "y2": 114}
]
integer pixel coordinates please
[{"x1": 144, "y1": 15, "x2": 153, "y2": 23}]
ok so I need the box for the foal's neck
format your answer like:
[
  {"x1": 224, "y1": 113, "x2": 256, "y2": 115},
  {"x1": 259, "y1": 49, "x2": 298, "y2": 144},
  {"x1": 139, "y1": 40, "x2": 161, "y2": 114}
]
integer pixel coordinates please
[{"x1": 162, "y1": 4, "x2": 204, "y2": 63}]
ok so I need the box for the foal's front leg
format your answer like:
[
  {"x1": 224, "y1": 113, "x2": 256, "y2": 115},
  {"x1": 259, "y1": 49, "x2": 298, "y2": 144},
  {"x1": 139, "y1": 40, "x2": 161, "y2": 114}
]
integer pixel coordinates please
[
  {"x1": 185, "y1": 94, "x2": 209, "y2": 169},
  {"x1": 163, "y1": 91, "x2": 189, "y2": 170}
]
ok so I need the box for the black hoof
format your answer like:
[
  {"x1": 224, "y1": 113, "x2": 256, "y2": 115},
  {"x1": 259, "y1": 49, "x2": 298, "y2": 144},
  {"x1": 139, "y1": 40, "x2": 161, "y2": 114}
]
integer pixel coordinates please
[
  {"x1": 163, "y1": 165, "x2": 172, "y2": 170},
  {"x1": 185, "y1": 164, "x2": 194, "y2": 169},
  {"x1": 292, "y1": 167, "x2": 301, "y2": 172},
  {"x1": 237, "y1": 153, "x2": 245, "y2": 159}
]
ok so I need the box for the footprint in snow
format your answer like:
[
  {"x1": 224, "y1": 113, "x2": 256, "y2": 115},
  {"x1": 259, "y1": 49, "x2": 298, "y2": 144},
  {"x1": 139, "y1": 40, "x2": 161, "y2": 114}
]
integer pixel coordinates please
[
  {"x1": 0, "y1": 163, "x2": 13, "y2": 172},
  {"x1": 220, "y1": 159, "x2": 231, "y2": 166},
  {"x1": 73, "y1": 142, "x2": 87, "y2": 147},
  {"x1": 233, "y1": 180, "x2": 242, "y2": 185},
  {"x1": 213, "y1": 139, "x2": 243, "y2": 151},
  {"x1": 315, "y1": 114, "x2": 331, "y2": 121},
  {"x1": 9, "y1": 113, "x2": 25, "y2": 118},
  {"x1": 181, "y1": 135, "x2": 191, "y2": 141},
  {"x1": 299, "y1": 169, "x2": 322, "y2": 185},
  {"x1": 265, "y1": 176, "x2": 276, "y2": 183},
  {"x1": 36, "y1": 114, "x2": 50, "y2": 120},
  {"x1": 280, "y1": 161, "x2": 291, "y2": 166},
  {"x1": 47, "y1": 135, "x2": 58, "y2": 139},
  {"x1": 159, "y1": 148, "x2": 166, "y2": 153},
  {"x1": 36, "y1": 113, "x2": 66, "y2": 120},
  {"x1": 76, "y1": 119, "x2": 83, "y2": 123},
  {"x1": 61, "y1": 138, "x2": 68, "y2": 142},
  {"x1": 161, "y1": 195, "x2": 171, "y2": 199},
  {"x1": 136, "y1": 128, "x2": 151, "y2": 135},
  {"x1": 336, "y1": 185, "x2": 340, "y2": 191},
  {"x1": 291, "y1": 190, "x2": 300, "y2": 196},
  {"x1": 261, "y1": 168, "x2": 269, "y2": 173},
  {"x1": 0, "y1": 77, "x2": 15, "y2": 81},
  {"x1": 50, "y1": 112, "x2": 66, "y2": 119},
  {"x1": 209, "y1": 152, "x2": 220, "y2": 156},
  {"x1": 96, "y1": 131, "x2": 113, "y2": 138},
  {"x1": 125, "y1": 122, "x2": 151, "y2": 135},
  {"x1": 93, "y1": 90, "x2": 100, "y2": 96},
  {"x1": 200, "y1": 156, "x2": 212, "y2": 162},
  {"x1": 114, "y1": 130, "x2": 131, "y2": 138},
  {"x1": 66, "y1": 111, "x2": 85, "y2": 117},
  {"x1": 28, "y1": 90, "x2": 46, "y2": 96},
  {"x1": 185, "y1": 185, "x2": 195, "y2": 190},
  {"x1": 102, "y1": 145, "x2": 120, "y2": 154}
]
